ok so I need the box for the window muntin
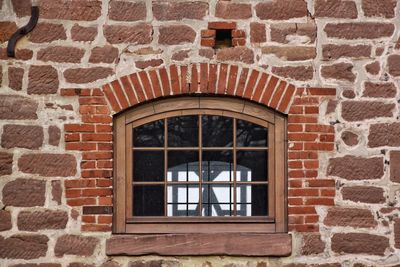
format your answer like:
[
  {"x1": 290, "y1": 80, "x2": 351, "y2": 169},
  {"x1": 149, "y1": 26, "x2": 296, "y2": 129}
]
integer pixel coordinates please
[
  {"x1": 132, "y1": 115, "x2": 269, "y2": 218},
  {"x1": 113, "y1": 97, "x2": 287, "y2": 234}
]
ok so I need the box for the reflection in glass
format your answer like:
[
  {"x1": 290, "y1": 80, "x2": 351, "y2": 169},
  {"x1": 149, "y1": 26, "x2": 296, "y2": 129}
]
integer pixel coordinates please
[
  {"x1": 167, "y1": 151, "x2": 199, "y2": 182},
  {"x1": 133, "y1": 185, "x2": 164, "y2": 216},
  {"x1": 237, "y1": 151, "x2": 268, "y2": 182},
  {"x1": 167, "y1": 185, "x2": 199, "y2": 216},
  {"x1": 168, "y1": 116, "x2": 198, "y2": 147},
  {"x1": 236, "y1": 185, "x2": 268, "y2": 216},
  {"x1": 202, "y1": 151, "x2": 233, "y2": 182},
  {"x1": 133, "y1": 151, "x2": 164, "y2": 182},
  {"x1": 237, "y1": 120, "x2": 268, "y2": 147},
  {"x1": 202, "y1": 184, "x2": 233, "y2": 216},
  {"x1": 133, "y1": 120, "x2": 164, "y2": 147},
  {"x1": 202, "y1": 116, "x2": 233, "y2": 147}
]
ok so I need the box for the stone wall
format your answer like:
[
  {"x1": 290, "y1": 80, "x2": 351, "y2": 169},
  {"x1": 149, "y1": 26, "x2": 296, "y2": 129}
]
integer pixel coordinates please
[{"x1": 0, "y1": 0, "x2": 399, "y2": 266}]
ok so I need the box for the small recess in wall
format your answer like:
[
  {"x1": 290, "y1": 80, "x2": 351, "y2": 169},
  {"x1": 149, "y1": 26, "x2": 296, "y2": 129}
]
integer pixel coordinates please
[
  {"x1": 201, "y1": 21, "x2": 246, "y2": 49},
  {"x1": 215, "y1": 29, "x2": 232, "y2": 49}
]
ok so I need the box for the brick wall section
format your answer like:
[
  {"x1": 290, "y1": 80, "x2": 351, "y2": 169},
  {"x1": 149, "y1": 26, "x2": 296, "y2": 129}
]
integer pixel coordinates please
[{"x1": 1, "y1": 0, "x2": 400, "y2": 266}]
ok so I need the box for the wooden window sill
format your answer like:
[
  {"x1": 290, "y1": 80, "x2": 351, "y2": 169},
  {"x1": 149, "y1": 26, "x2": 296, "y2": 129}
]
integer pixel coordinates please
[{"x1": 106, "y1": 233, "x2": 292, "y2": 256}]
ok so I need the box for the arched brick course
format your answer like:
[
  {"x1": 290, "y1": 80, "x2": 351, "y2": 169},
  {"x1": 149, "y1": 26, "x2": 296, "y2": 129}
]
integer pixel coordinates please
[
  {"x1": 61, "y1": 63, "x2": 336, "y2": 233},
  {"x1": 102, "y1": 63, "x2": 296, "y2": 114}
]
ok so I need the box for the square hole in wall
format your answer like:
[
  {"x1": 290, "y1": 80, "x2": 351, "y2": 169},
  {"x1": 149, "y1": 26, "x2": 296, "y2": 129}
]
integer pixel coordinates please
[{"x1": 214, "y1": 29, "x2": 232, "y2": 49}]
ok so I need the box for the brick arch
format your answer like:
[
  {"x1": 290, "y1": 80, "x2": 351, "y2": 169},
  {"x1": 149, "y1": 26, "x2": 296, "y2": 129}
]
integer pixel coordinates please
[
  {"x1": 102, "y1": 63, "x2": 296, "y2": 115},
  {"x1": 62, "y1": 62, "x2": 337, "y2": 233}
]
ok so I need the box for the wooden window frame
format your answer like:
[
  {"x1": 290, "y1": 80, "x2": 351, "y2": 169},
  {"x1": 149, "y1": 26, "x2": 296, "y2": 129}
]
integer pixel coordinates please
[{"x1": 113, "y1": 96, "x2": 288, "y2": 235}]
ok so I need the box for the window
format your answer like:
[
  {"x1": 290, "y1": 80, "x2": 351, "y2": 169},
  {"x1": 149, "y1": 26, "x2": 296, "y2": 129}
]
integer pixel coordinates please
[{"x1": 113, "y1": 97, "x2": 287, "y2": 234}]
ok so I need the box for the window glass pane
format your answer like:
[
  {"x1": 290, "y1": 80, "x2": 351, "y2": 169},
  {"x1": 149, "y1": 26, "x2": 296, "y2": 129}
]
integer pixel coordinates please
[
  {"x1": 237, "y1": 151, "x2": 268, "y2": 182},
  {"x1": 133, "y1": 185, "x2": 164, "y2": 216},
  {"x1": 133, "y1": 151, "x2": 164, "y2": 182},
  {"x1": 167, "y1": 185, "x2": 199, "y2": 216},
  {"x1": 133, "y1": 120, "x2": 164, "y2": 147},
  {"x1": 202, "y1": 151, "x2": 233, "y2": 182},
  {"x1": 236, "y1": 185, "x2": 268, "y2": 216},
  {"x1": 167, "y1": 151, "x2": 199, "y2": 182},
  {"x1": 202, "y1": 116, "x2": 233, "y2": 147},
  {"x1": 202, "y1": 184, "x2": 233, "y2": 216},
  {"x1": 237, "y1": 120, "x2": 268, "y2": 147},
  {"x1": 168, "y1": 116, "x2": 198, "y2": 147}
]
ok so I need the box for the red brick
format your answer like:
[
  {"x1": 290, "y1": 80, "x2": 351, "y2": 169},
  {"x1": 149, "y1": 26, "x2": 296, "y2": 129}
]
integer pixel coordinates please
[
  {"x1": 159, "y1": 25, "x2": 196, "y2": 45},
  {"x1": 103, "y1": 24, "x2": 152, "y2": 44},
  {"x1": 71, "y1": 24, "x2": 97, "y2": 42},
  {"x1": 153, "y1": 1, "x2": 208, "y2": 20},
  {"x1": 208, "y1": 21, "x2": 237, "y2": 30},
  {"x1": 39, "y1": 0, "x2": 101, "y2": 20},
  {"x1": 255, "y1": 0, "x2": 307, "y2": 20},
  {"x1": 215, "y1": 2, "x2": 251, "y2": 19},
  {"x1": 315, "y1": 0, "x2": 358, "y2": 18},
  {"x1": 109, "y1": 1, "x2": 146, "y2": 21}
]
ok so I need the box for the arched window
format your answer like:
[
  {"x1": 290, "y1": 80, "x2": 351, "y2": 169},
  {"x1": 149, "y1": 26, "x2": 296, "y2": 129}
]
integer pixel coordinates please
[{"x1": 113, "y1": 97, "x2": 287, "y2": 234}]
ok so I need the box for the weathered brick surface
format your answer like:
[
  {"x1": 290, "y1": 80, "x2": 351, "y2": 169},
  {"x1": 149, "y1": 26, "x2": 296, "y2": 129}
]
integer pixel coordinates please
[
  {"x1": 89, "y1": 46, "x2": 119, "y2": 64},
  {"x1": 341, "y1": 101, "x2": 395, "y2": 121},
  {"x1": 153, "y1": 1, "x2": 208, "y2": 20},
  {"x1": 29, "y1": 23, "x2": 67, "y2": 43},
  {"x1": 387, "y1": 55, "x2": 400, "y2": 76},
  {"x1": 255, "y1": 0, "x2": 307, "y2": 20},
  {"x1": 48, "y1": 126, "x2": 61, "y2": 146},
  {"x1": 8, "y1": 67, "x2": 24, "y2": 91},
  {"x1": 0, "y1": 95, "x2": 38, "y2": 120},
  {"x1": 390, "y1": 151, "x2": 400, "y2": 183},
  {"x1": 0, "y1": 152, "x2": 13, "y2": 176},
  {"x1": 262, "y1": 46, "x2": 316, "y2": 61},
  {"x1": 1, "y1": 125, "x2": 44, "y2": 149},
  {"x1": 37, "y1": 46, "x2": 85, "y2": 63},
  {"x1": 301, "y1": 234, "x2": 325, "y2": 255},
  {"x1": 39, "y1": 0, "x2": 102, "y2": 21},
  {"x1": 215, "y1": 2, "x2": 252, "y2": 19},
  {"x1": 0, "y1": 21, "x2": 17, "y2": 43},
  {"x1": 362, "y1": 0, "x2": 397, "y2": 18},
  {"x1": 327, "y1": 155, "x2": 383, "y2": 180},
  {"x1": 341, "y1": 131, "x2": 359, "y2": 146},
  {"x1": 342, "y1": 186, "x2": 385, "y2": 203},
  {"x1": 2, "y1": 178, "x2": 46, "y2": 207},
  {"x1": 324, "y1": 23, "x2": 394, "y2": 39},
  {"x1": 103, "y1": 24, "x2": 152, "y2": 44},
  {"x1": 71, "y1": 24, "x2": 97, "y2": 42},
  {"x1": 0, "y1": 235, "x2": 48, "y2": 259},
  {"x1": 159, "y1": 25, "x2": 196, "y2": 45},
  {"x1": 54, "y1": 234, "x2": 98, "y2": 257},
  {"x1": 321, "y1": 63, "x2": 356, "y2": 82},
  {"x1": 272, "y1": 66, "x2": 314, "y2": 81},
  {"x1": 324, "y1": 208, "x2": 377, "y2": 228},
  {"x1": 28, "y1": 65, "x2": 59, "y2": 95},
  {"x1": 109, "y1": 1, "x2": 146, "y2": 21},
  {"x1": 363, "y1": 82, "x2": 397, "y2": 98},
  {"x1": 250, "y1": 23, "x2": 266, "y2": 43},
  {"x1": 64, "y1": 67, "x2": 114, "y2": 84},
  {"x1": 331, "y1": 233, "x2": 389, "y2": 255},
  {"x1": 368, "y1": 123, "x2": 400, "y2": 147},
  {"x1": 270, "y1": 23, "x2": 316, "y2": 44},
  {"x1": 0, "y1": 210, "x2": 12, "y2": 231},
  {"x1": 216, "y1": 47, "x2": 254, "y2": 64},
  {"x1": 18, "y1": 153, "x2": 76, "y2": 177},
  {"x1": 322, "y1": 45, "x2": 371, "y2": 60},
  {"x1": 395, "y1": 218, "x2": 400, "y2": 249},
  {"x1": 315, "y1": 0, "x2": 358, "y2": 18},
  {"x1": 17, "y1": 210, "x2": 68, "y2": 231}
]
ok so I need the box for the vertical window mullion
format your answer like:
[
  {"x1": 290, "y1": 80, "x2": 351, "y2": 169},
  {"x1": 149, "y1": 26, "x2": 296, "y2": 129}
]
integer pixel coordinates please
[
  {"x1": 198, "y1": 114, "x2": 203, "y2": 216},
  {"x1": 164, "y1": 118, "x2": 168, "y2": 216},
  {"x1": 233, "y1": 118, "x2": 237, "y2": 216}
]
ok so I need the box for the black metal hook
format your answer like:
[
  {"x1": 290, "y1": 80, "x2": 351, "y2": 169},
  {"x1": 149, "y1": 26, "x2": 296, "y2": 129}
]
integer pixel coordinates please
[{"x1": 7, "y1": 5, "x2": 39, "y2": 57}]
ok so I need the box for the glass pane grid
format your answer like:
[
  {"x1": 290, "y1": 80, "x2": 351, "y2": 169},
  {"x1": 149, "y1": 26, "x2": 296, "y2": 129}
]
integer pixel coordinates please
[{"x1": 132, "y1": 114, "x2": 269, "y2": 218}]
